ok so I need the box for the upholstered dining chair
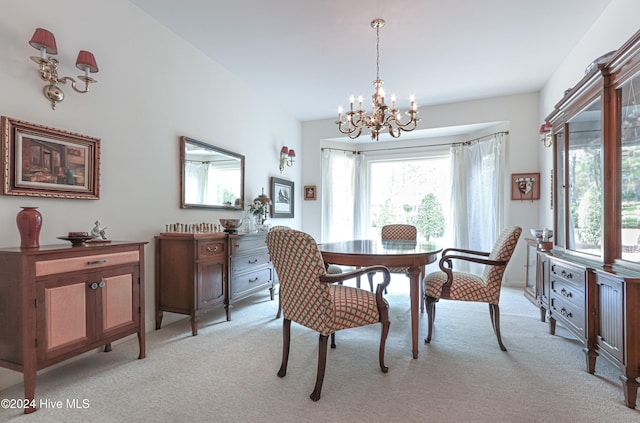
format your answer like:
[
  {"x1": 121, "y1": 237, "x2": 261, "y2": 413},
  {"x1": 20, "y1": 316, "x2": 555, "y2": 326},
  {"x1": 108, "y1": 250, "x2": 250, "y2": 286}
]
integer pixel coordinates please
[
  {"x1": 269, "y1": 226, "x2": 343, "y2": 319},
  {"x1": 266, "y1": 228, "x2": 391, "y2": 401},
  {"x1": 366, "y1": 224, "x2": 419, "y2": 303},
  {"x1": 422, "y1": 226, "x2": 522, "y2": 351}
]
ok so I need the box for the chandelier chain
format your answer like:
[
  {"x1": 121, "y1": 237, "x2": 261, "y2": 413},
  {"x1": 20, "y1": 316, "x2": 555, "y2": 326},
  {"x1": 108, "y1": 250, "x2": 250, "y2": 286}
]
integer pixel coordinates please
[{"x1": 376, "y1": 24, "x2": 380, "y2": 80}]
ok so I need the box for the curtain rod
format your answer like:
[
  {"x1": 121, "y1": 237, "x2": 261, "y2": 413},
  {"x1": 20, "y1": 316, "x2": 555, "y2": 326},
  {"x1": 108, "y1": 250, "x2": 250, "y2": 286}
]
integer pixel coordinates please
[{"x1": 321, "y1": 131, "x2": 509, "y2": 154}]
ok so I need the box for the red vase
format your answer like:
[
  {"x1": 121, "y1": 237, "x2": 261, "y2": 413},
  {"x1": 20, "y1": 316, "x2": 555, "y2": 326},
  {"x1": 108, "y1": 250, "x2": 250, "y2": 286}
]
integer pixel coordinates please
[{"x1": 16, "y1": 207, "x2": 43, "y2": 249}]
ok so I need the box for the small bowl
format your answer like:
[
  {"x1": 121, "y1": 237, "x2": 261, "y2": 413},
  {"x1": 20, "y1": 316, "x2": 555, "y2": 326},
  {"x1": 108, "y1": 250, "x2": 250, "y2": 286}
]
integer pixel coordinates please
[{"x1": 220, "y1": 218, "x2": 243, "y2": 233}]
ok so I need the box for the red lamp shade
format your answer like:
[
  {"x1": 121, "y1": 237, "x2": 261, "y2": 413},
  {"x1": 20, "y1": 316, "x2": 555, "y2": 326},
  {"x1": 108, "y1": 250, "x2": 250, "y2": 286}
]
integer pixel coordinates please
[
  {"x1": 280, "y1": 146, "x2": 289, "y2": 155},
  {"x1": 288, "y1": 149, "x2": 295, "y2": 157},
  {"x1": 29, "y1": 28, "x2": 58, "y2": 55},
  {"x1": 76, "y1": 50, "x2": 99, "y2": 73}
]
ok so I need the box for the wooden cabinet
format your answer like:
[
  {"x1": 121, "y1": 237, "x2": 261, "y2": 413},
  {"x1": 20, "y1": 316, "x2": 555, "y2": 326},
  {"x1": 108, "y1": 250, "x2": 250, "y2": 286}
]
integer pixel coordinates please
[
  {"x1": 228, "y1": 232, "x2": 277, "y2": 305},
  {"x1": 155, "y1": 231, "x2": 277, "y2": 333},
  {"x1": 0, "y1": 241, "x2": 146, "y2": 414},
  {"x1": 524, "y1": 238, "x2": 552, "y2": 322},
  {"x1": 155, "y1": 233, "x2": 228, "y2": 335},
  {"x1": 586, "y1": 269, "x2": 640, "y2": 409},
  {"x1": 543, "y1": 28, "x2": 640, "y2": 409}
]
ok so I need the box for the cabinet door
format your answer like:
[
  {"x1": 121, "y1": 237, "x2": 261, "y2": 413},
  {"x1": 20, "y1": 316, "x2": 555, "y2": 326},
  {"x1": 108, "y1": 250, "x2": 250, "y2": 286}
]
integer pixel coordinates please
[
  {"x1": 197, "y1": 259, "x2": 225, "y2": 310},
  {"x1": 99, "y1": 265, "x2": 140, "y2": 338},
  {"x1": 595, "y1": 272, "x2": 624, "y2": 362},
  {"x1": 36, "y1": 275, "x2": 91, "y2": 363},
  {"x1": 524, "y1": 239, "x2": 538, "y2": 304}
]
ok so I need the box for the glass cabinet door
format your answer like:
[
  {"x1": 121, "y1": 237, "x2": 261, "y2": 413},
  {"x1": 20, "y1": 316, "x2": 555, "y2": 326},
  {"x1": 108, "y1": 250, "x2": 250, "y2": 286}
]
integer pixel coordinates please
[
  {"x1": 619, "y1": 72, "x2": 640, "y2": 262},
  {"x1": 566, "y1": 98, "x2": 603, "y2": 257}
]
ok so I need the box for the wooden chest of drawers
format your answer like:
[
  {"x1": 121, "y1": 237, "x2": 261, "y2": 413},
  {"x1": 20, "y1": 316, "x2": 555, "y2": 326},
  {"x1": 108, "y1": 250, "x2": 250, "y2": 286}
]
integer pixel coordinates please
[
  {"x1": 228, "y1": 232, "x2": 277, "y2": 307},
  {"x1": 548, "y1": 257, "x2": 587, "y2": 342}
]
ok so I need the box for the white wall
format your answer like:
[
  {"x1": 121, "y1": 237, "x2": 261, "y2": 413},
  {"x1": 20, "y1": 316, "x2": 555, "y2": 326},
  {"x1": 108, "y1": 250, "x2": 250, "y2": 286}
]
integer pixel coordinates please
[
  {"x1": 301, "y1": 92, "x2": 541, "y2": 287},
  {"x1": 0, "y1": 0, "x2": 301, "y2": 389}
]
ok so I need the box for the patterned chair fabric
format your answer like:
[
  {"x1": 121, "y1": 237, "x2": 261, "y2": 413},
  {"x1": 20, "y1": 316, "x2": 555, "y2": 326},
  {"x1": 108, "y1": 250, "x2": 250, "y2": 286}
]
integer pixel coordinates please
[
  {"x1": 381, "y1": 224, "x2": 417, "y2": 274},
  {"x1": 366, "y1": 224, "x2": 418, "y2": 296},
  {"x1": 422, "y1": 226, "x2": 522, "y2": 351},
  {"x1": 266, "y1": 229, "x2": 391, "y2": 401}
]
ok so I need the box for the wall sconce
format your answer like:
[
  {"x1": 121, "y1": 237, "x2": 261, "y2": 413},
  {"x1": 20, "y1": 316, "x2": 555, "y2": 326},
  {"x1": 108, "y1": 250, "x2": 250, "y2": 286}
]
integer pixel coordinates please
[
  {"x1": 279, "y1": 146, "x2": 295, "y2": 173},
  {"x1": 539, "y1": 121, "x2": 553, "y2": 147},
  {"x1": 28, "y1": 28, "x2": 99, "y2": 110}
]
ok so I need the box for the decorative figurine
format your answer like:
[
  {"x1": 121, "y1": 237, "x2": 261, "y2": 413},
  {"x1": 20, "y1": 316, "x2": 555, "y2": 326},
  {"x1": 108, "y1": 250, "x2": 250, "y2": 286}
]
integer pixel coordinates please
[{"x1": 90, "y1": 220, "x2": 108, "y2": 240}]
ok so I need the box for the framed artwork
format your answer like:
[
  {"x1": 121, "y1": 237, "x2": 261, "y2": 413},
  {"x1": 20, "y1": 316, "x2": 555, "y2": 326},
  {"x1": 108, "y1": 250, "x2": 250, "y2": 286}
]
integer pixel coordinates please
[
  {"x1": 1, "y1": 116, "x2": 100, "y2": 199},
  {"x1": 271, "y1": 177, "x2": 294, "y2": 218},
  {"x1": 304, "y1": 185, "x2": 316, "y2": 200},
  {"x1": 511, "y1": 172, "x2": 540, "y2": 201}
]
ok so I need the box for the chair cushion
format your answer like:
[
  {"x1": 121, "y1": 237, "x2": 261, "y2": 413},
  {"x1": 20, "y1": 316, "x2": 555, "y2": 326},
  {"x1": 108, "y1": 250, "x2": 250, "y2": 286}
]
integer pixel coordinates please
[
  {"x1": 424, "y1": 271, "x2": 498, "y2": 303},
  {"x1": 328, "y1": 285, "x2": 385, "y2": 331}
]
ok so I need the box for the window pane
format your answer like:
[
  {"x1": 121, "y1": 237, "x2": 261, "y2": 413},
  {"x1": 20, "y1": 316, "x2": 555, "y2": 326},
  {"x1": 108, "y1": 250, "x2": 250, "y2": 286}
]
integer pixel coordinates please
[
  {"x1": 566, "y1": 99, "x2": 603, "y2": 257},
  {"x1": 620, "y1": 73, "x2": 640, "y2": 261},
  {"x1": 369, "y1": 156, "x2": 450, "y2": 243}
]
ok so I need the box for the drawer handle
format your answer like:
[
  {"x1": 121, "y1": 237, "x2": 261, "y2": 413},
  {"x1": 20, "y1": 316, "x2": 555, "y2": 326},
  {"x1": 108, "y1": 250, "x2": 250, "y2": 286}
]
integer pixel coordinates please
[
  {"x1": 87, "y1": 259, "x2": 108, "y2": 265},
  {"x1": 560, "y1": 288, "x2": 572, "y2": 298},
  {"x1": 560, "y1": 308, "x2": 572, "y2": 318},
  {"x1": 560, "y1": 270, "x2": 573, "y2": 279},
  {"x1": 249, "y1": 277, "x2": 259, "y2": 283},
  {"x1": 206, "y1": 246, "x2": 218, "y2": 252},
  {"x1": 248, "y1": 259, "x2": 258, "y2": 264}
]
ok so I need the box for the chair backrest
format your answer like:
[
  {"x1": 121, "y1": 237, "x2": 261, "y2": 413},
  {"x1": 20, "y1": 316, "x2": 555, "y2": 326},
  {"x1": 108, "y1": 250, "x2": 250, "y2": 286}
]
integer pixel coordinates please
[
  {"x1": 265, "y1": 229, "x2": 334, "y2": 334},
  {"x1": 481, "y1": 226, "x2": 522, "y2": 299},
  {"x1": 381, "y1": 224, "x2": 417, "y2": 241}
]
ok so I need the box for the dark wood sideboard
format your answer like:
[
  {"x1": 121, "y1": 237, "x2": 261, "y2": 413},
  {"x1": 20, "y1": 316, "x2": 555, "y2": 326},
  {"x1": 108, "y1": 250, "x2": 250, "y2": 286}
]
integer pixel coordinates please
[
  {"x1": 525, "y1": 250, "x2": 640, "y2": 409},
  {"x1": 0, "y1": 241, "x2": 146, "y2": 414},
  {"x1": 155, "y1": 231, "x2": 276, "y2": 335}
]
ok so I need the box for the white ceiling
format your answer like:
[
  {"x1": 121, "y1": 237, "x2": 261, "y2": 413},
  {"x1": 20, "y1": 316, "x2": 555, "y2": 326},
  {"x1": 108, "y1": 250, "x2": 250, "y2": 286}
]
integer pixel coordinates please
[{"x1": 129, "y1": 0, "x2": 613, "y2": 124}]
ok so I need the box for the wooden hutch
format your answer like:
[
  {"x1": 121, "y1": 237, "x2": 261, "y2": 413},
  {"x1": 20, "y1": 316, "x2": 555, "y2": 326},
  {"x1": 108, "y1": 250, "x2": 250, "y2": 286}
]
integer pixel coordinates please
[{"x1": 531, "y1": 29, "x2": 640, "y2": 409}]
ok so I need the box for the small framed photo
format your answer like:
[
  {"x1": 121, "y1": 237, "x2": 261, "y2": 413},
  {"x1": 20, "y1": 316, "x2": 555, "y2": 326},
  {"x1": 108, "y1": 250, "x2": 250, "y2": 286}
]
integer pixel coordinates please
[
  {"x1": 304, "y1": 185, "x2": 316, "y2": 200},
  {"x1": 271, "y1": 177, "x2": 294, "y2": 218},
  {"x1": 511, "y1": 172, "x2": 540, "y2": 201},
  {"x1": 1, "y1": 116, "x2": 100, "y2": 199}
]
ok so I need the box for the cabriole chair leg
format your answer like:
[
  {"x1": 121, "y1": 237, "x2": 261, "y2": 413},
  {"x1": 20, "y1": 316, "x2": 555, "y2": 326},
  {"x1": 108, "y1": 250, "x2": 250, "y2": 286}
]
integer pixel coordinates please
[
  {"x1": 278, "y1": 319, "x2": 291, "y2": 378},
  {"x1": 310, "y1": 334, "x2": 329, "y2": 401}
]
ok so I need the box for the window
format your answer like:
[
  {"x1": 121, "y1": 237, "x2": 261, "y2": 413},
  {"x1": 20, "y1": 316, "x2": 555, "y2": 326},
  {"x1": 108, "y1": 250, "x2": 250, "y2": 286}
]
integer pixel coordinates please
[{"x1": 368, "y1": 155, "x2": 450, "y2": 243}]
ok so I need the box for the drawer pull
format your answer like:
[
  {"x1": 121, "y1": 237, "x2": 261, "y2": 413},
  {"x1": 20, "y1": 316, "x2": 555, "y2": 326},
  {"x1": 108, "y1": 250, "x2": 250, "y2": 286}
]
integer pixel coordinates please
[
  {"x1": 87, "y1": 259, "x2": 108, "y2": 265},
  {"x1": 248, "y1": 258, "x2": 258, "y2": 264},
  {"x1": 249, "y1": 277, "x2": 259, "y2": 283},
  {"x1": 560, "y1": 270, "x2": 573, "y2": 279},
  {"x1": 560, "y1": 288, "x2": 572, "y2": 298},
  {"x1": 560, "y1": 308, "x2": 572, "y2": 318},
  {"x1": 206, "y1": 246, "x2": 218, "y2": 252}
]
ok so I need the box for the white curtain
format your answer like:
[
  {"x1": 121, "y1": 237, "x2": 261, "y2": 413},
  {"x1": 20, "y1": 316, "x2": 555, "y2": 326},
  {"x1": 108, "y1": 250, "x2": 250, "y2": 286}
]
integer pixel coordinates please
[
  {"x1": 184, "y1": 161, "x2": 210, "y2": 204},
  {"x1": 449, "y1": 133, "x2": 506, "y2": 273},
  {"x1": 321, "y1": 149, "x2": 358, "y2": 242}
]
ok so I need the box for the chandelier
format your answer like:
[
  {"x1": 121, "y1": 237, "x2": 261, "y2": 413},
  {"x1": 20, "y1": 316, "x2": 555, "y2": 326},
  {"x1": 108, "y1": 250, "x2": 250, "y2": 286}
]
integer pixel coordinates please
[{"x1": 336, "y1": 19, "x2": 419, "y2": 141}]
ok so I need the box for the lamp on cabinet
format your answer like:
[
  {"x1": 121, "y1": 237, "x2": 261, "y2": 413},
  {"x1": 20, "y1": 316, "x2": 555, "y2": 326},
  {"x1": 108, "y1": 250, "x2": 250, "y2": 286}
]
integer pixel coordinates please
[
  {"x1": 28, "y1": 28, "x2": 99, "y2": 110},
  {"x1": 539, "y1": 121, "x2": 553, "y2": 147},
  {"x1": 279, "y1": 146, "x2": 295, "y2": 173}
]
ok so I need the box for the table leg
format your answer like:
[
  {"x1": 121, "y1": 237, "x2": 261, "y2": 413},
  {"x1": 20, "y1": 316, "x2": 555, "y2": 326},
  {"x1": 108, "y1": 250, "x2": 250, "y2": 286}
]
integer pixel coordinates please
[{"x1": 409, "y1": 266, "x2": 420, "y2": 359}]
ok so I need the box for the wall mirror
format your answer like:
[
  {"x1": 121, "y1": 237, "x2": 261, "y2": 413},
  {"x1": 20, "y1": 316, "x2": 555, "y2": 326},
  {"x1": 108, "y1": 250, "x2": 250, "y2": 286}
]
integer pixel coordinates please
[{"x1": 180, "y1": 136, "x2": 244, "y2": 210}]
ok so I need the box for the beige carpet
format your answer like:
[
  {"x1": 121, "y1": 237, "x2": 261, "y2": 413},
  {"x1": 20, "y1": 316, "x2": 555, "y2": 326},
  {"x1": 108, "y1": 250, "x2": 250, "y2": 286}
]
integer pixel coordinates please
[{"x1": 1, "y1": 278, "x2": 639, "y2": 422}]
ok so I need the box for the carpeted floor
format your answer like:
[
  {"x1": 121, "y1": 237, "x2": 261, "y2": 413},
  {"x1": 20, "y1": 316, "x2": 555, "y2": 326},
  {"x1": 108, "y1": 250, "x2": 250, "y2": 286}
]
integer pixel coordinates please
[{"x1": 1, "y1": 278, "x2": 639, "y2": 422}]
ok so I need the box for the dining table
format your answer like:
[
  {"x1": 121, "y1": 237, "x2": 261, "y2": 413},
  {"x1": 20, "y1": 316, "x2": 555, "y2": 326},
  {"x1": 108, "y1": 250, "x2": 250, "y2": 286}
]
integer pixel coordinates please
[{"x1": 318, "y1": 239, "x2": 441, "y2": 359}]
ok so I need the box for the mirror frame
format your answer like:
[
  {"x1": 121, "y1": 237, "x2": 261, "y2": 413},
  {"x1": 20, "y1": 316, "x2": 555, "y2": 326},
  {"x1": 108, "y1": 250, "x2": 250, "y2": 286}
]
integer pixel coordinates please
[{"x1": 180, "y1": 136, "x2": 245, "y2": 210}]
